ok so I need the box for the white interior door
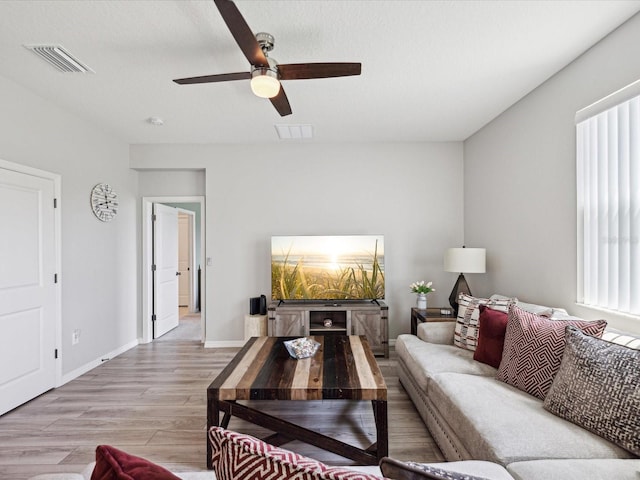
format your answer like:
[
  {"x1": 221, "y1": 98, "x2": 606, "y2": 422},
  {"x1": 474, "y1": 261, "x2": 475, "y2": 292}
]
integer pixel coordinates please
[
  {"x1": 0, "y1": 168, "x2": 56, "y2": 415},
  {"x1": 153, "y1": 203, "x2": 179, "y2": 338},
  {"x1": 178, "y1": 213, "x2": 190, "y2": 307}
]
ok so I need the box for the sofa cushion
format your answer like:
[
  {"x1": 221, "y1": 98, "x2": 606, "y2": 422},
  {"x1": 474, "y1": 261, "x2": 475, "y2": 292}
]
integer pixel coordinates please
[
  {"x1": 506, "y1": 459, "x2": 640, "y2": 480},
  {"x1": 427, "y1": 372, "x2": 635, "y2": 465},
  {"x1": 473, "y1": 306, "x2": 508, "y2": 369},
  {"x1": 544, "y1": 326, "x2": 640, "y2": 456},
  {"x1": 454, "y1": 295, "x2": 514, "y2": 351},
  {"x1": 417, "y1": 321, "x2": 456, "y2": 345},
  {"x1": 90, "y1": 445, "x2": 180, "y2": 480},
  {"x1": 496, "y1": 306, "x2": 607, "y2": 399},
  {"x1": 208, "y1": 426, "x2": 386, "y2": 480},
  {"x1": 395, "y1": 334, "x2": 496, "y2": 393}
]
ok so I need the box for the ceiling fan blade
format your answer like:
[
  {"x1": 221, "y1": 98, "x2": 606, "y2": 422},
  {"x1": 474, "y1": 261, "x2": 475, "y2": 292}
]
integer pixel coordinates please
[
  {"x1": 173, "y1": 72, "x2": 251, "y2": 85},
  {"x1": 278, "y1": 63, "x2": 361, "y2": 80},
  {"x1": 270, "y1": 87, "x2": 292, "y2": 117},
  {"x1": 214, "y1": 0, "x2": 268, "y2": 67}
]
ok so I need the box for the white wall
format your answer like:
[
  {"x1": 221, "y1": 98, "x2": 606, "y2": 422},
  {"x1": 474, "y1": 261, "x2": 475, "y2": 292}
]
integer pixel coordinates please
[
  {"x1": 131, "y1": 142, "x2": 463, "y2": 342},
  {"x1": 0, "y1": 74, "x2": 138, "y2": 376},
  {"x1": 464, "y1": 13, "x2": 640, "y2": 334},
  {"x1": 138, "y1": 169, "x2": 205, "y2": 197}
]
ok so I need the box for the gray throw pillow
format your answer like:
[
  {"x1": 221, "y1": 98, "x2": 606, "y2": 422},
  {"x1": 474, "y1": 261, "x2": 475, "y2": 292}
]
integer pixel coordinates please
[
  {"x1": 380, "y1": 457, "x2": 490, "y2": 480},
  {"x1": 544, "y1": 326, "x2": 640, "y2": 456}
]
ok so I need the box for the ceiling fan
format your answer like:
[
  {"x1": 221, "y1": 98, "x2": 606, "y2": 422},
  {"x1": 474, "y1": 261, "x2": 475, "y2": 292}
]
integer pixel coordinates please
[{"x1": 173, "y1": 0, "x2": 361, "y2": 116}]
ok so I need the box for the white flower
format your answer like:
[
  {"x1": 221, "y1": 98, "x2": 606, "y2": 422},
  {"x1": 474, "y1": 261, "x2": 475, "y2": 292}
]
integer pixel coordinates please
[{"x1": 410, "y1": 280, "x2": 435, "y2": 294}]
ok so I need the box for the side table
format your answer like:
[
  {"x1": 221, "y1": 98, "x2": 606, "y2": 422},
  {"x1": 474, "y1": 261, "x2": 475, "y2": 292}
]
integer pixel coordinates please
[
  {"x1": 411, "y1": 307, "x2": 455, "y2": 335},
  {"x1": 244, "y1": 314, "x2": 267, "y2": 340}
]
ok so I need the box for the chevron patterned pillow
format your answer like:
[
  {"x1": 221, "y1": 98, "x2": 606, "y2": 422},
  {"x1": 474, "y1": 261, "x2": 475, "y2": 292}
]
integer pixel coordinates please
[
  {"x1": 496, "y1": 306, "x2": 607, "y2": 399},
  {"x1": 209, "y1": 427, "x2": 388, "y2": 480},
  {"x1": 544, "y1": 326, "x2": 640, "y2": 456}
]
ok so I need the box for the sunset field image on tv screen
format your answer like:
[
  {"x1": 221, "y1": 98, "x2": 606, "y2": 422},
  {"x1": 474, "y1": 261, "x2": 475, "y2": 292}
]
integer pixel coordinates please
[{"x1": 271, "y1": 235, "x2": 384, "y2": 301}]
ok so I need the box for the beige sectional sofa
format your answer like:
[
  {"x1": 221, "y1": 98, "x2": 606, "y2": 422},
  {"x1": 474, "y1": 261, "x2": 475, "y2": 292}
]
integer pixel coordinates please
[{"x1": 395, "y1": 297, "x2": 640, "y2": 480}]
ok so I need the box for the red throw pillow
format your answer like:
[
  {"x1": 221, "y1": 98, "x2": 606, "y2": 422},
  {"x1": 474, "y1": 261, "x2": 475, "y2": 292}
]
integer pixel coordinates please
[
  {"x1": 473, "y1": 305, "x2": 508, "y2": 368},
  {"x1": 496, "y1": 305, "x2": 607, "y2": 399},
  {"x1": 91, "y1": 445, "x2": 180, "y2": 480}
]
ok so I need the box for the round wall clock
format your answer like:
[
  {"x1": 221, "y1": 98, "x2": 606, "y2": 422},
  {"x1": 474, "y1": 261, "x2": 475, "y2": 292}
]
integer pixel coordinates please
[{"x1": 90, "y1": 183, "x2": 118, "y2": 222}]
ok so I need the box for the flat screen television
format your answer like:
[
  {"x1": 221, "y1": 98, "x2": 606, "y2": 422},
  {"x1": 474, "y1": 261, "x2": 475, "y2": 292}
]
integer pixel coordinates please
[{"x1": 271, "y1": 235, "x2": 384, "y2": 301}]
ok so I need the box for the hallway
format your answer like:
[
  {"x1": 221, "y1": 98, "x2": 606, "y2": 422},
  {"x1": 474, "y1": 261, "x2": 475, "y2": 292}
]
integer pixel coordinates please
[{"x1": 155, "y1": 308, "x2": 201, "y2": 342}]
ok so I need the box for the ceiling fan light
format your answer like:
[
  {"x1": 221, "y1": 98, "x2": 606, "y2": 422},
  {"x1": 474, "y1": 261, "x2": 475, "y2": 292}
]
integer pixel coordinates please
[{"x1": 251, "y1": 69, "x2": 280, "y2": 98}]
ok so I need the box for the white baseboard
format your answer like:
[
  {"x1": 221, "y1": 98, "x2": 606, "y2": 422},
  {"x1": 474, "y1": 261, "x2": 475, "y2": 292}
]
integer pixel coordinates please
[
  {"x1": 204, "y1": 340, "x2": 246, "y2": 348},
  {"x1": 59, "y1": 339, "x2": 139, "y2": 386}
]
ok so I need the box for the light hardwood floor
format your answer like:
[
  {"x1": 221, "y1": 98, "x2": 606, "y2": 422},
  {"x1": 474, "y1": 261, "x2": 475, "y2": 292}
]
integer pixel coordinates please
[{"x1": 0, "y1": 318, "x2": 443, "y2": 479}]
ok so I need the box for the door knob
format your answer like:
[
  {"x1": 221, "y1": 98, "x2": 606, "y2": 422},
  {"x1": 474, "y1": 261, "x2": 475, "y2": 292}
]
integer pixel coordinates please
[{"x1": 176, "y1": 272, "x2": 181, "y2": 276}]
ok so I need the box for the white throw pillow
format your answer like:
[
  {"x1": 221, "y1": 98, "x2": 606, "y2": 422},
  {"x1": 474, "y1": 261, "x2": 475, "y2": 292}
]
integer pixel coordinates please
[{"x1": 454, "y1": 294, "x2": 515, "y2": 351}]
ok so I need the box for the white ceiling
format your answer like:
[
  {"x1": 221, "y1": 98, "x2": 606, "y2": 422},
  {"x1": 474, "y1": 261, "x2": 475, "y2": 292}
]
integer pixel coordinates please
[{"x1": 0, "y1": 1, "x2": 639, "y2": 144}]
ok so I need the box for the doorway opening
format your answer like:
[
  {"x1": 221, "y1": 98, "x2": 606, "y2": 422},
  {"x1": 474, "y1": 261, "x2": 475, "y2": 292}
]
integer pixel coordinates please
[{"x1": 141, "y1": 196, "x2": 205, "y2": 344}]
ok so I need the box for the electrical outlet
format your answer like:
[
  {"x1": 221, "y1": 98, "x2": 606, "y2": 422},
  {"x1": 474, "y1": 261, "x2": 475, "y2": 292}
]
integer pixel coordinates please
[{"x1": 72, "y1": 329, "x2": 81, "y2": 345}]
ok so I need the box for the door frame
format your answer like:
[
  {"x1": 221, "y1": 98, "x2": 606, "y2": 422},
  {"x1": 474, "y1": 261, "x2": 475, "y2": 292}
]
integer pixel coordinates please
[
  {"x1": 0, "y1": 158, "x2": 62, "y2": 387},
  {"x1": 141, "y1": 196, "x2": 205, "y2": 344}
]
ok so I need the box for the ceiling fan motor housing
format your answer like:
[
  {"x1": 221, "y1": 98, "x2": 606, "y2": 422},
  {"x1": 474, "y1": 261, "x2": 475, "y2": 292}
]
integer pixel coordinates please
[
  {"x1": 251, "y1": 56, "x2": 279, "y2": 77},
  {"x1": 255, "y1": 32, "x2": 275, "y2": 53}
]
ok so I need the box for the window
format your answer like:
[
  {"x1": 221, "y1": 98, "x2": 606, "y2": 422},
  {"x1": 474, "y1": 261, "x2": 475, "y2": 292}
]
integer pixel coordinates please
[{"x1": 576, "y1": 82, "x2": 640, "y2": 316}]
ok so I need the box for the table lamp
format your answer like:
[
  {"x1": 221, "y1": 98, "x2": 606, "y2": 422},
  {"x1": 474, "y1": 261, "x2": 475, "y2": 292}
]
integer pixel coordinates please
[{"x1": 444, "y1": 247, "x2": 486, "y2": 315}]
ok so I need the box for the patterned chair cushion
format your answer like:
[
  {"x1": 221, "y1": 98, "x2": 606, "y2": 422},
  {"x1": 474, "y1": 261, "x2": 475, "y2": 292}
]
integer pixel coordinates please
[
  {"x1": 209, "y1": 426, "x2": 387, "y2": 480},
  {"x1": 496, "y1": 306, "x2": 607, "y2": 399},
  {"x1": 454, "y1": 294, "x2": 514, "y2": 351},
  {"x1": 544, "y1": 326, "x2": 640, "y2": 456}
]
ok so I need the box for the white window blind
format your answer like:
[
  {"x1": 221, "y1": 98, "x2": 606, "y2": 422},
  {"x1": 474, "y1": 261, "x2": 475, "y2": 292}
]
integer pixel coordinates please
[{"x1": 576, "y1": 93, "x2": 640, "y2": 316}]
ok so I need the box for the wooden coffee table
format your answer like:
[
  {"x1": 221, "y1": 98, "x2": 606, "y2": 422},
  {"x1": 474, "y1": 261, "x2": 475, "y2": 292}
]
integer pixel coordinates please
[{"x1": 206, "y1": 335, "x2": 388, "y2": 468}]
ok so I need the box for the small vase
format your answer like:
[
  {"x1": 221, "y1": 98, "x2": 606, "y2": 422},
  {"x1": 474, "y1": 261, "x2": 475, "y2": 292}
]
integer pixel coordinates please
[{"x1": 416, "y1": 293, "x2": 427, "y2": 309}]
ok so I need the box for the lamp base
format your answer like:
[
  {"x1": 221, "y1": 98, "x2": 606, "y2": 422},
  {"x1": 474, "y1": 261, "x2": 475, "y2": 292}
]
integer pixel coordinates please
[{"x1": 449, "y1": 273, "x2": 472, "y2": 316}]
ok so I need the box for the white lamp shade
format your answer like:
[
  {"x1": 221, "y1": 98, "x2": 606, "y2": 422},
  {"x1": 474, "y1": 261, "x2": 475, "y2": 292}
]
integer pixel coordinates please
[{"x1": 444, "y1": 248, "x2": 486, "y2": 273}]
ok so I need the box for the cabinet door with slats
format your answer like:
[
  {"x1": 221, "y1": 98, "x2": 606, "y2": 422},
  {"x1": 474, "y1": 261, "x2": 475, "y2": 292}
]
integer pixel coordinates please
[
  {"x1": 271, "y1": 311, "x2": 306, "y2": 336},
  {"x1": 351, "y1": 310, "x2": 386, "y2": 356}
]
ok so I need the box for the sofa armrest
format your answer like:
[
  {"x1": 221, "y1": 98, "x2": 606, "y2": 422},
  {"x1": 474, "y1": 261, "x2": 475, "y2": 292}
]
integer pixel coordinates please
[
  {"x1": 416, "y1": 320, "x2": 456, "y2": 344},
  {"x1": 29, "y1": 463, "x2": 95, "y2": 480},
  {"x1": 28, "y1": 475, "x2": 85, "y2": 480}
]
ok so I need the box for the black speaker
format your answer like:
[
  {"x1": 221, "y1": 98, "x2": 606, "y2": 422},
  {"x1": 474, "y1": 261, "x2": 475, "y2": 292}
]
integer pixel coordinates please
[
  {"x1": 249, "y1": 297, "x2": 261, "y2": 315},
  {"x1": 259, "y1": 294, "x2": 267, "y2": 315}
]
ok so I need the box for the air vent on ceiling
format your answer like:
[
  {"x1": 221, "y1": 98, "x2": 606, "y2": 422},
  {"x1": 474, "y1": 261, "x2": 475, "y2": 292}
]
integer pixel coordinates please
[
  {"x1": 275, "y1": 124, "x2": 313, "y2": 140},
  {"x1": 24, "y1": 45, "x2": 94, "y2": 73}
]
